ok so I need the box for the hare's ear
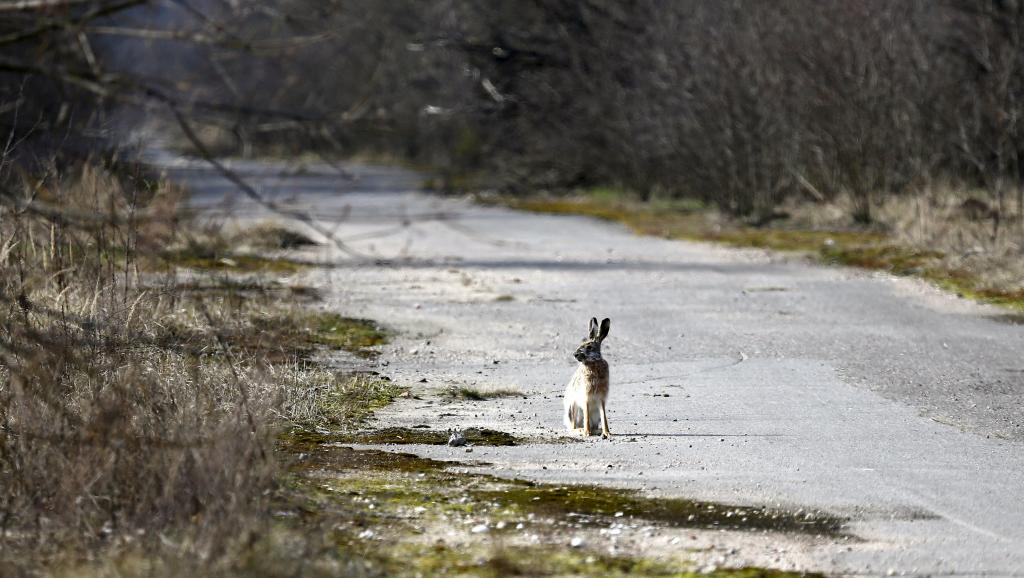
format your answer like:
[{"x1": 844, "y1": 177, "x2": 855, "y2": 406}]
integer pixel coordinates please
[
  {"x1": 598, "y1": 318, "x2": 610, "y2": 341},
  {"x1": 589, "y1": 317, "x2": 599, "y2": 339}
]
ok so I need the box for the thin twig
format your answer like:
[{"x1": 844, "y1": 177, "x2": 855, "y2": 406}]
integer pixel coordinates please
[{"x1": 169, "y1": 104, "x2": 375, "y2": 261}]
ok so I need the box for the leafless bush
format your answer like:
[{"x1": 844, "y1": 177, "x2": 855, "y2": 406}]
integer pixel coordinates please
[{"x1": 7, "y1": 0, "x2": 1024, "y2": 225}]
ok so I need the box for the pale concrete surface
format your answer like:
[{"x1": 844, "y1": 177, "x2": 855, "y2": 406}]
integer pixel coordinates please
[{"x1": 162, "y1": 157, "x2": 1024, "y2": 577}]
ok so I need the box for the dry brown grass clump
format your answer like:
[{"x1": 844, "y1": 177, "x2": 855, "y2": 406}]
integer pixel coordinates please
[
  {"x1": 0, "y1": 161, "x2": 387, "y2": 575},
  {"x1": 784, "y1": 187, "x2": 1024, "y2": 303},
  {"x1": 0, "y1": 162, "x2": 277, "y2": 573}
]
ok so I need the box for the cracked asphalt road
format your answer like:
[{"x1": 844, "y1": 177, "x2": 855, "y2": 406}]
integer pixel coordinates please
[{"x1": 164, "y1": 156, "x2": 1024, "y2": 576}]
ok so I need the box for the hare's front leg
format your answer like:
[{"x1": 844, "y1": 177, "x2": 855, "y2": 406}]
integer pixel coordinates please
[{"x1": 599, "y1": 400, "x2": 611, "y2": 439}]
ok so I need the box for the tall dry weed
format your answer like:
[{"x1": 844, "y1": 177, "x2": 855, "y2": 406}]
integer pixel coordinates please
[{"x1": 0, "y1": 161, "x2": 282, "y2": 574}]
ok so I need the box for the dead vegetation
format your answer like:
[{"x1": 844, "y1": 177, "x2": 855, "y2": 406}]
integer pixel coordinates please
[{"x1": 0, "y1": 162, "x2": 389, "y2": 576}]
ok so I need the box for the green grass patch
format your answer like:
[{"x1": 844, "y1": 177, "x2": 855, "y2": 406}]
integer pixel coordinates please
[
  {"x1": 316, "y1": 376, "x2": 407, "y2": 426},
  {"x1": 279, "y1": 374, "x2": 409, "y2": 439}
]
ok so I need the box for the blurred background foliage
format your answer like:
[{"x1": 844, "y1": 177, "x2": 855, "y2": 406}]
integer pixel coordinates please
[{"x1": 3, "y1": 0, "x2": 1024, "y2": 222}]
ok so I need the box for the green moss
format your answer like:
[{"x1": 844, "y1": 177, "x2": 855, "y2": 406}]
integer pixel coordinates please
[
  {"x1": 450, "y1": 546, "x2": 824, "y2": 578},
  {"x1": 286, "y1": 439, "x2": 845, "y2": 538},
  {"x1": 270, "y1": 438, "x2": 838, "y2": 578},
  {"x1": 821, "y1": 244, "x2": 944, "y2": 274},
  {"x1": 339, "y1": 426, "x2": 519, "y2": 446},
  {"x1": 161, "y1": 248, "x2": 308, "y2": 273},
  {"x1": 281, "y1": 444, "x2": 449, "y2": 473},
  {"x1": 921, "y1": 268, "x2": 1024, "y2": 311},
  {"x1": 474, "y1": 483, "x2": 843, "y2": 537},
  {"x1": 248, "y1": 312, "x2": 389, "y2": 359},
  {"x1": 444, "y1": 386, "x2": 523, "y2": 401},
  {"x1": 493, "y1": 294, "x2": 515, "y2": 302},
  {"x1": 396, "y1": 543, "x2": 685, "y2": 577},
  {"x1": 306, "y1": 313, "x2": 389, "y2": 352}
]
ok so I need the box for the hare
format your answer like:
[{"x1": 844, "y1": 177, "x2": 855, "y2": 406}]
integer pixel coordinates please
[{"x1": 563, "y1": 317, "x2": 611, "y2": 438}]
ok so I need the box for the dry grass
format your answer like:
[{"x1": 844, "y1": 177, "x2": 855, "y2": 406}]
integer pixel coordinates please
[
  {"x1": 791, "y1": 188, "x2": 1024, "y2": 308},
  {"x1": 0, "y1": 162, "x2": 390, "y2": 576}
]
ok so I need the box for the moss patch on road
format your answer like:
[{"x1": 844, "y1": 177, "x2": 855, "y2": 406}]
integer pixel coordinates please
[
  {"x1": 265, "y1": 439, "x2": 838, "y2": 577},
  {"x1": 160, "y1": 247, "x2": 310, "y2": 273},
  {"x1": 473, "y1": 483, "x2": 843, "y2": 536},
  {"x1": 243, "y1": 311, "x2": 388, "y2": 360},
  {"x1": 444, "y1": 385, "x2": 524, "y2": 401},
  {"x1": 283, "y1": 426, "x2": 520, "y2": 447},
  {"x1": 296, "y1": 312, "x2": 390, "y2": 355}
]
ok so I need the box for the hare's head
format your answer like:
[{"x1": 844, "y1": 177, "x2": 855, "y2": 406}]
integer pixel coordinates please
[{"x1": 574, "y1": 317, "x2": 610, "y2": 362}]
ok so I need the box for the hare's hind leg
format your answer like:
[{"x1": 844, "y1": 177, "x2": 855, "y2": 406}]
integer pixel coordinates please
[
  {"x1": 599, "y1": 399, "x2": 611, "y2": 439},
  {"x1": 567, "y1": 404, "x2": 580, "y2": 433},
  {"x1": 582, "y1": 399, "x2": 593, "y2": 437}
]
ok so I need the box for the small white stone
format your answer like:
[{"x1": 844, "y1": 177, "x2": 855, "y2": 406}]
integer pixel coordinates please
[
  {"x1": 570, "y1": 536, "x2": 585, "y2": 548},
  {"x1": 471, "y1": 524, "x2": 488, "y2": 534},
  {"x1": 358, "y1": 530, "x2": 374, "y2": 539}
]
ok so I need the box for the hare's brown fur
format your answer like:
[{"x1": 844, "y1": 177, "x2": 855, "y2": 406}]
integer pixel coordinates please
[{"x1": 563, "y1": 317, "x2": 611, "y2": 438}]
